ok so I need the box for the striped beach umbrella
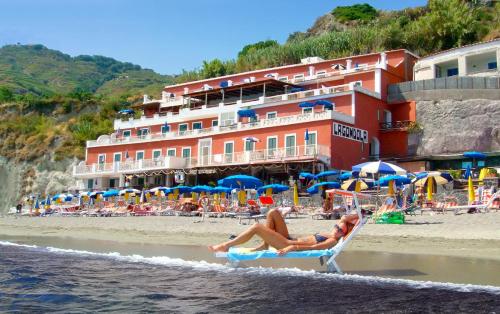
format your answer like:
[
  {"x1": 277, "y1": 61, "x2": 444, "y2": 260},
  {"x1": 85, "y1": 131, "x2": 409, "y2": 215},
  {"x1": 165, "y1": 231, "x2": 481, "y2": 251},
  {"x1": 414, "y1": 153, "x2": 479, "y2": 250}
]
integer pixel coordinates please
[
  {"x1": 413, "y1": 171, "x2": 453, "y2": 187},
  {"x1": 352, "y1": 161, "x2": 406, "y2": 176},
  {"x1": 341, "y1": 179, "x2": 369, "y2": 192}
]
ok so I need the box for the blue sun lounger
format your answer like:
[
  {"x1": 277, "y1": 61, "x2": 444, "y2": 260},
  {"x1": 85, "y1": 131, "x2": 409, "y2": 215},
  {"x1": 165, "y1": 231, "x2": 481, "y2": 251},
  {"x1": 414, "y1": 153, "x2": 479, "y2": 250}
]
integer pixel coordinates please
[{"x1": 216, "y1": 190, "x2": 369, "y2": 273}]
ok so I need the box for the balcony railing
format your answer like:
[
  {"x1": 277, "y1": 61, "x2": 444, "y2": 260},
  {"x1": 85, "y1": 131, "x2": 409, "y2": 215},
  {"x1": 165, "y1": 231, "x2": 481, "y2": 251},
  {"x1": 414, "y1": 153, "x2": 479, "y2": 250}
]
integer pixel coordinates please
[
  {"x1": 89, "y1": 110, "x2": 334, "y2": 148},
  {"x1": 379, "y1": 120, "x2": 415, "y2": 131},
  {"x1": 73, "y1": 144, "x2": 331, "y2": 177}
]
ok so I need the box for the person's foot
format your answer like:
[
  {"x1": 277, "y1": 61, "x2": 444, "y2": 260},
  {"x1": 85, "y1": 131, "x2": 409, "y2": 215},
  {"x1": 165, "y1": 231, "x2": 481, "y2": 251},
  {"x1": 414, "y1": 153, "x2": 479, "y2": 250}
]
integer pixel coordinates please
[{"x1": 208, "y1": 243, "x2": 229, "y2": 252}]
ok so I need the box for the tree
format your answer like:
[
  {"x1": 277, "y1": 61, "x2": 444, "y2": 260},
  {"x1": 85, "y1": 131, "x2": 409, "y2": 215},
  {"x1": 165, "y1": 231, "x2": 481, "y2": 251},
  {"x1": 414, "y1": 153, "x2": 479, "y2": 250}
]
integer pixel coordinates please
[
  {"x1": 331, "y1": 3, "x2": 378, "y2": 23},
  {"x1": 0, "y1": 87, "x2": 13, "y2": 102}
]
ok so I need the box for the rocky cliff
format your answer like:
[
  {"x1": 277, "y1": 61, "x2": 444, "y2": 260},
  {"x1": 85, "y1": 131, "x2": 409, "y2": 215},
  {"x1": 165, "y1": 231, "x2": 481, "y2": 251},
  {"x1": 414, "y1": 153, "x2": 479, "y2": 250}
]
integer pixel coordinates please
[
  {"x1": 0, "y1": 157, "x2": 79, "y2": 213},
  {"x1": 415, "y1": 99, "x2": 500, "y2": 155}
]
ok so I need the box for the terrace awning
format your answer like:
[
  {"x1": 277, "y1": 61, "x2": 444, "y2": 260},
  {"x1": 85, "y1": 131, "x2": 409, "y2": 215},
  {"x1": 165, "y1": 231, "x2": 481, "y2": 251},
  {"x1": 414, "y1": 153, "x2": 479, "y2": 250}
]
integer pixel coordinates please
[{"x1": 237, "y1": 109, "x2": 256, "y2": 118}]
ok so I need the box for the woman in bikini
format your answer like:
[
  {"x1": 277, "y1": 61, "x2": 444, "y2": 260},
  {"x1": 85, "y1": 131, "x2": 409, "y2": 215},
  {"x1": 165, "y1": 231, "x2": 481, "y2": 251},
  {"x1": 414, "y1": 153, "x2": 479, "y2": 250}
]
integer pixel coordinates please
[{"x1": 208, "y1": 209, "x2": 359, "y2": 256}]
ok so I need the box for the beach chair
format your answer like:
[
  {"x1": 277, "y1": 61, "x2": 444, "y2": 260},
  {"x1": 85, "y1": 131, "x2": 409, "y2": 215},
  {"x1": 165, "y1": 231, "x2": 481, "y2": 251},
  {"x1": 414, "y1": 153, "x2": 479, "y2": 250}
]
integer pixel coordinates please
[
  {"x1": 235, "y1": 199, "x2": 266, "y2": 224},
  {"x1": 449, "y1": 191, "x2": 500, "y2": 215},
  {"x1": 216, "y1": 190, "x2": 369, "y2": 273}
]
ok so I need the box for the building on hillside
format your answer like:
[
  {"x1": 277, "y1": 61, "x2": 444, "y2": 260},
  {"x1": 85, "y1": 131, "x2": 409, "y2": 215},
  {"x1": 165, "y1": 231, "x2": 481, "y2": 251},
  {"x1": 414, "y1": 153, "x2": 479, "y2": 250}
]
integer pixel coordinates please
[
  {"x1": 73, "y1": 50, "x2": 418, "y2": 190},
  {"x1": 414, "y1": 39, "x2": 500, "y2": 81}
]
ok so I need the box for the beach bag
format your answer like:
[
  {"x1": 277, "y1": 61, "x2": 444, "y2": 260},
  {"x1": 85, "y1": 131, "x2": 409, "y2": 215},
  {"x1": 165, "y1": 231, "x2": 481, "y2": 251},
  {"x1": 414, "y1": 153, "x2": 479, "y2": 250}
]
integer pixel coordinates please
[{"x1": 375, "y1": 211, "x2": 405, "y2": 224}]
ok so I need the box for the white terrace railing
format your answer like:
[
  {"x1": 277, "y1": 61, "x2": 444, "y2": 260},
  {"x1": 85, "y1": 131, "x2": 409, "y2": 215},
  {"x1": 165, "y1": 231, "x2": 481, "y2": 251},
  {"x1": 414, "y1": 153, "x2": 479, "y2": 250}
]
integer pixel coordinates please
[
  {"x1": 73, "y1": 145, "x2": 331, "y2": 177},
  {"x1": 89, "y1": 110, "x2": 334, "y2": 148}
]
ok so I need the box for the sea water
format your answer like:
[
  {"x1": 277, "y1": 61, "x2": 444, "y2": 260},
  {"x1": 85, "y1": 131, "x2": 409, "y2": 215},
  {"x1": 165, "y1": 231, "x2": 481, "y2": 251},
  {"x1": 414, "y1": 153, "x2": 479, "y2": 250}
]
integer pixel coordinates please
[{"x1": 1, "y1": 240, "x2": 499, "y2": 313}]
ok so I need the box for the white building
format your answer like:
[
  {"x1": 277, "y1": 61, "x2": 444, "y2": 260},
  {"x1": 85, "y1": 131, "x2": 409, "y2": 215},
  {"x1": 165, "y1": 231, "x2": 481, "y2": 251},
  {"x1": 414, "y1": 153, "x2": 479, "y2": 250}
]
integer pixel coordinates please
[{"x1": 414, "y1": 39, "x2": 500, "y2": 81}]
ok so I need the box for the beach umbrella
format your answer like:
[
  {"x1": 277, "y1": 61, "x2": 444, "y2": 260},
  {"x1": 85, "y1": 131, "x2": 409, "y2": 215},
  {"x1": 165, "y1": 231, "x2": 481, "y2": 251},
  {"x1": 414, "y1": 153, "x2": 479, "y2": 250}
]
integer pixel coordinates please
[
  {"x1": 237, "y1": 109, "x2": 256, "y2": 118},
  {"x1": 210, "y1": 186, "x2": 232, "y2": 194},
  {"x1": 341, "y1": 179, "x2": 369, "y2": 192},
  {"x1": 307, "y1": 182, "x2": 340, "y2": 195},
  {"x1": 463, "y1": 151, "x2": 486, "y2": 159},
  {"x1": 352, "y1": 161, "x2": 406, "y2": 176},
  {"x1": 243, "y1": 136, "x2": 259, "y2": 143},
  {"x1": 298, "y1": 101, "x2": 315, "y2": 108},
  {"x1": 257, "y1": 184, "x2": 289, "y2": 195},
  {"x1": 52, "y1": 193, "x2": 74, "y2": 202},
  {"x1": 171, "y1": 185, "x2": 192, "y2": 193},
  {"x1": 304, "y1": 129, "x2": 310, "y2": 142},
  {"x1": 140, "y1": 190, "x2": 147, "y2": 203},
  {"x1": 45, "y1": 195, "x2": 51, "y2": 206},
  {"x1": 314, "y1": 100, "x2": 334, "y2": 110},
  {"x1": 290, "y1": 87, "x2": 305, "y2": 93},
  {"x1": 34, "y1": 198, "x2": 40, "y2": 210},
  {"x1": 119, "y1": 188, "x2": 140, "y2": 196},
  {"x1": 465, "y1": 165, "x2": 475, "y2": 204},
  {"x1": 338, "y1": 171, "x2": 353, "y2": 181},
  {"x1": 413, "y1": 171, "x2": 453, "y2": 187},
  {"x1": 378, "y1": 175, "x2": 412, "y2": 186},
  {"x1": 118, "y1": 109, "x2": 134, "y2": 115},
  {"x1": 103, "y1": 189, "x2": 119, "y2": 198},
  {"x1": 191, "y1": 185, "x2": 213, "y2": 193},
  {"x1": 299, "y1": 172, "x2": 315, "y2": 180},
  {"x1": 218, "y1": 175, "x2": 263, "y2": 190},
  {"x1": 314, "y1": 170, "x2": 339, "y2": 180}
]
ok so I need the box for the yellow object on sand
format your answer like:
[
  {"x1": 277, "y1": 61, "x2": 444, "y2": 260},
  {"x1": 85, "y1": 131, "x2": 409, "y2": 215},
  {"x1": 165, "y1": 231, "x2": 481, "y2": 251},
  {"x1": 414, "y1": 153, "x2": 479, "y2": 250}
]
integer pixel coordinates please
[
  {"x1": 427, "y1": 177, "x2": 434, "y2": 201},
  {"x1": 168, "y1": 193, "x2": 174, "y2": 200},
  {"x1": 388, "y1": 180, "x2": 395, "y2": 196},
  {"x1": 238, "y1": 190, "x2": 246, "y2": 205},
  {"x1": 213, "y1": 193, "x2": 220, "y2": 205},
  {"x1": 191, "y1": 192, "x2": 198, "y2": 201},
  {"x1": 293, "y1": 183, "x2": 299, "y2": 206},
  {"x1": 174, "y1": 189, "x2": 179, "y2": 200},
  {"x1": 221, "y1": 192, "x2": 226, "y2": 199},
  {"x1": 135, "y1": 195, "x2": 140, "y2": 204},
  {"x1": 266, "y1": 188, "x2": 272, "y2": 197},
  {"x1": 124, "y1": 192, "x2": 129, "y2": 200},
  {"x1": 468, "y1": 175, "x2": 475, "y2": 204}
]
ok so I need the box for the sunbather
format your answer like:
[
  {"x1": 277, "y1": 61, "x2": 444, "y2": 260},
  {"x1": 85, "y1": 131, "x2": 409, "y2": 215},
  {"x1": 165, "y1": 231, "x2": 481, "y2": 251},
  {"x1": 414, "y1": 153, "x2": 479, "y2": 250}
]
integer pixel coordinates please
[{"x1": 208, "y1": 209, "x2": 359, "y2": 255}]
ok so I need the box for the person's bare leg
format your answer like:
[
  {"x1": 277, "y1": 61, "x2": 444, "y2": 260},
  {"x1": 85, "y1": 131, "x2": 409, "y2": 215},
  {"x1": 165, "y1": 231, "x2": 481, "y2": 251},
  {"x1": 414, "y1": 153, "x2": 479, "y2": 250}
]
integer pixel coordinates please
[
  {"x1": 252, "y1": 209, "x2": 290, "y2": 251},
  {"x1": 209, "y1": 224, "x2": 291, "y2": 252}
]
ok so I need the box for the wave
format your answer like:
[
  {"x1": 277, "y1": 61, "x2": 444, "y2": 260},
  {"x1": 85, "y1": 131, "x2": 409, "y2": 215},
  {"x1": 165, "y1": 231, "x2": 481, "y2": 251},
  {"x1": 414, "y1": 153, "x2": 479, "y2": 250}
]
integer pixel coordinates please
[{"x1": 1, "y1": 240, "x2": 500, "y2": 295}]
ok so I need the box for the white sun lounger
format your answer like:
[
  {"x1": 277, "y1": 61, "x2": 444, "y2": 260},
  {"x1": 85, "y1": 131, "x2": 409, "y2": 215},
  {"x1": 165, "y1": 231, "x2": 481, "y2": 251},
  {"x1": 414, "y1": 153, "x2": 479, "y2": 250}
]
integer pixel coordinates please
[
  {"x1": 216, "y1": 190, "x2": 369, "y2": 273},
  {"x1": 449, "y1": 191, "x2": 500, "y2": 215}
]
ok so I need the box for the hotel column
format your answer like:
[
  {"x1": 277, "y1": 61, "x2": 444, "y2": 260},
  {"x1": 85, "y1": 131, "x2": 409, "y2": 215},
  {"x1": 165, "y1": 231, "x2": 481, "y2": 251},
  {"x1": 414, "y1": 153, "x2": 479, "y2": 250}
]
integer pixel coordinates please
[{"x1": 119, "y1": 174, "x2": 125, "y2": 188}]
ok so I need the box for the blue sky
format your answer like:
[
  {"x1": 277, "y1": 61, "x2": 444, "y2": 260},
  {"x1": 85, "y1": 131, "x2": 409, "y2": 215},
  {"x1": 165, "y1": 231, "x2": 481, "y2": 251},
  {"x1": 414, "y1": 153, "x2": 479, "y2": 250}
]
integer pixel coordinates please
[{"x1": 0, "y1": 0, "x2": 427, "y2": 74}]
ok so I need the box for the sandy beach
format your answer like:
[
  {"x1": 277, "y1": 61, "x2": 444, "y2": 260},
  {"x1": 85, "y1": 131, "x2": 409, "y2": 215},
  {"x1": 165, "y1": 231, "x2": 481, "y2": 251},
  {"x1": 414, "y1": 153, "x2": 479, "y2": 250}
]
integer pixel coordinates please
[{"x1": 1, "y1": 212, "x2": 500, "y2": 261}]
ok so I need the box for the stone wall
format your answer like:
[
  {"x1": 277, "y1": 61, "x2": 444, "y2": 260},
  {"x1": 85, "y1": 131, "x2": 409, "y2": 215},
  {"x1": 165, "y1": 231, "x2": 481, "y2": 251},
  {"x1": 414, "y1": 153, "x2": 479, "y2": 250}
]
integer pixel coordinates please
[{"x1": 415, "y1": 99, "x2": 500, "y2": 155}]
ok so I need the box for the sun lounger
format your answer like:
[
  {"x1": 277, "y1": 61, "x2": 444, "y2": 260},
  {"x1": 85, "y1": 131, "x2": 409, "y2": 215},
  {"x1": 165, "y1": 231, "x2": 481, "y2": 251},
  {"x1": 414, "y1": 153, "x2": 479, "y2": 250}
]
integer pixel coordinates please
[
  {"x1": 216, "y1": 189, "x2": 369, "y2": 273},
  {"x1": 449, "y1": 191, "x2": 500, "y2": 215}
]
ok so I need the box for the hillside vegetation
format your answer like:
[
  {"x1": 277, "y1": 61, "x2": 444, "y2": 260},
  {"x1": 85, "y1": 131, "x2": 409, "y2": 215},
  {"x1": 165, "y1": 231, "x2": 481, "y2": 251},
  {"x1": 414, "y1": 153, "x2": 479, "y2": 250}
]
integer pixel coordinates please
[{"x1": 0, "y1": 0, "x2": 498, "y2": 163}]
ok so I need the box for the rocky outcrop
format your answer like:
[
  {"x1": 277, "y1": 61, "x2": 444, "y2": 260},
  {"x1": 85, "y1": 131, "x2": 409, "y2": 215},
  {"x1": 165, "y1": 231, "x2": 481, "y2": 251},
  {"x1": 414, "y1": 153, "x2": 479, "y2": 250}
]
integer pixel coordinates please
[
  {"x1": 416, "y1": 99, "x2": 500, "y2": 155},
  {"x1": 0, "y1": 157, "x2": 80, "y2": 213}
]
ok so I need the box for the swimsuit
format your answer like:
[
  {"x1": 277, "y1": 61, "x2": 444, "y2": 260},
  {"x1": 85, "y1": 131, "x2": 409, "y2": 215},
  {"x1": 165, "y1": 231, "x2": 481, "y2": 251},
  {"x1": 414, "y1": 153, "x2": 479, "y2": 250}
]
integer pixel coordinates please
[{"x1": 314, "y1": 233, "x2": 329, "y2": 243}]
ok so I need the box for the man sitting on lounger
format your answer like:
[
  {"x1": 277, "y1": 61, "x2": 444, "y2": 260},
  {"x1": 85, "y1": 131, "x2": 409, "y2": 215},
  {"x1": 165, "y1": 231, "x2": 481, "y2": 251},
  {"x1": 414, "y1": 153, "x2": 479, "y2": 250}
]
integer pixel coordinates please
[{"x1": 208, "y1": 209, "x2": 359, "y2": 255}]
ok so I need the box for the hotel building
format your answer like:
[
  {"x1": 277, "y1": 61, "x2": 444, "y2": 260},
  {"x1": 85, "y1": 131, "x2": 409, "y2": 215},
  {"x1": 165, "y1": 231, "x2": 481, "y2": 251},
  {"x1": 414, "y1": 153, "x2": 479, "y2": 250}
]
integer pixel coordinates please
[{"x1": 74, "y1": 50, "x2": 418, "y2": 190}]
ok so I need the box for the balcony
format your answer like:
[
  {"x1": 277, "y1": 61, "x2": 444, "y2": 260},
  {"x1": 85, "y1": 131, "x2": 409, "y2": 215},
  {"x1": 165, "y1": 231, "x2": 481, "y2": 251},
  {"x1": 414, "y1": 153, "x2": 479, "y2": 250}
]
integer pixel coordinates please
[
  {"x1": 113, "y1": 82, "x2": 359, "y2": 132},
  {"x1": 89, "y1": 110, "x2": 340, "y2": 148},
  {"x1": 73, "y1": 145, "x2": 331, "y2": 177},
  {"x1": 379, "y1": 120, "x2": 416, "y2": 131}
]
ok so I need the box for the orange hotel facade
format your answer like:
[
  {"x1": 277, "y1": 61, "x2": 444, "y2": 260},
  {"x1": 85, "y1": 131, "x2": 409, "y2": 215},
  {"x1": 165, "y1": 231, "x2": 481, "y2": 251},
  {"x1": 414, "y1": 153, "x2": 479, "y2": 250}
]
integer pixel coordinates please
[{"x1": 74, "y1": 50, "x2": 418, "y2": 190}]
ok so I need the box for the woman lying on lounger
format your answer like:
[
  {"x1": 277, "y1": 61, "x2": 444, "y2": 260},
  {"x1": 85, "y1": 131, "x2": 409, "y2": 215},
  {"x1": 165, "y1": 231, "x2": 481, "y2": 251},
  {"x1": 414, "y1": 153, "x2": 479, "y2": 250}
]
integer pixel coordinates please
[{"x1": 208, "y1": 209, "x2": 359, "y2": 255}]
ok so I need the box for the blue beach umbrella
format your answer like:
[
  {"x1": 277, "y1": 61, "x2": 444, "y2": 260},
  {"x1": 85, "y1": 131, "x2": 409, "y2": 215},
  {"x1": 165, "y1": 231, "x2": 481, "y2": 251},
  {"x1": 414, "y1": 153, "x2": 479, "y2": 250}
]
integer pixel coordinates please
[
  {"x1": 119, "y1": 188, "x2": 140, "y2": 196},
  {"x1": 210, "y1": 186, "x2": 232, "y2": 194},
  {"x1": 338, "y1": 171, "x2": 353, "y2": 181},
  {"x1": 352, "y1": 161, "x2": 406, "y2": 176},
  {"x1": 218, "y1": 174, "x2": 263, "y2": 189},
  {"x1": 103, "y1": 189, "x2": 119, "y2": 198},
  {"x1": 304, "y1": 129, "x2": 310, "y2": 142},
  {"x1": 298, "y1": 102, "x2": 315, "y2": 108},
  {"x1": 307, "y1": 182, "x2": 340, "y2": 194},
  {"x1": 257, "y1": 184, "x2": 290, "y2": 195},
  {"x1": 45, "y1": 195, "x2": 51, "y2": 206},
  {"x1": 463, "y1": 151, "x2": 486, "y2": 159},
  {"x1": 191, "y1": 185, "x2": 214, "y2": 193},
  {"x1": 299, "y1": 172, "x2": 315, "y2": 180},
  {"x1": 52, "y1": 193, "x2": 74, "y2": 202},
  {"x1": 378, "y1": 175, "x2": 412, "y2": 187},
  {"x1": 34, "y1": 198, "x2": 40, "y2": 210},
  {"x1": 171, "y1": 185, "x2": 192, "y2": 193},
  {"x1": 237, "y1": 109, "x2": 256, "y2": 118},
  {"x1": 118, "y1": 109, "x2": 134, "y2": 115},
  {"x1": 341, "y1": 179, "x2": 370, "y2": 191},
  {"x1": 314, "y1": 100, "x2": 334, "y2": 110},
  {"x1": 314, "y1": 170, "x2": 339, "y2": 180}
]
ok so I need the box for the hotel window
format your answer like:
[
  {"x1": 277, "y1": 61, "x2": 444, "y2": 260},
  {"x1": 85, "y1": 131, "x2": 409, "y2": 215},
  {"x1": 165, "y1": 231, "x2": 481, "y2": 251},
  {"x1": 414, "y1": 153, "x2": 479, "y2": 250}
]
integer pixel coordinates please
[
  {"x1": 305, "y1": 132, "x2": 317, "y2": 146},
  {"x1": 316, "y1": 70, "x2": 327, "y2": 78},
  {"x1": 161, "y1": 125, "x2": 170, "y2": 134},
  {"x1": 182, "y1": 148, "x2": 191, "y2": 158},
  {"x1": 179, "y1": 123, "x2": 188, "y2": 132},
  {"x1": 167, "y1": 148, "x2": 176, "y2": 157},
  {"x1": 447, "y1": 68, "x2": 458, "y2": 77},
  {"x1": 245, "y1": 140, "x2": 255, "y2": 152},
  {"x1": 123, "y1": 130, "x2": 131, "y2": 137},
  {"x1": 113, "y1": 153, "x2": 121, "y2": 163},
  {"x1": 137, "y1": 128, "x2": 149, "y2": 137},
  {"x1": 293, "y1": 74, "x2": 304, "y2": 82},
  {"x1": 488, "y1": 61, "x2": 497, "y2": 70},
  {"x1": 192, "y1": 122, "x2": 202, "y2": 130},
  {"x1": 266, "y1": 112, "x2": 277, "y2": 119},
  {"x1": 278, "y1": 76, "x2": 288, "y2": 82},
  {"x1": 211, "y1": 120, "x2": 218, "y2": 127},
  {"x1": 153, "y1": 150, "x2": 162, "y2": 159},
  {"x1": 267, "y1": 137, "x2": 277, "y2": 157},
  {"x1": 136, "y1": 151, "x2": 144, "y2": 160},
  {"x1": 302, "y1": 108, "x2": 313, "y2": 114},
  {"x1": 285, "y1": 134, "x2": 296, "y2": 157},
  {"x1": 224, "y1": 142, "x2": 234, "y2": 162},
  {"x1": 220, "y1": 112, "x2": 236, "y2": 126}
]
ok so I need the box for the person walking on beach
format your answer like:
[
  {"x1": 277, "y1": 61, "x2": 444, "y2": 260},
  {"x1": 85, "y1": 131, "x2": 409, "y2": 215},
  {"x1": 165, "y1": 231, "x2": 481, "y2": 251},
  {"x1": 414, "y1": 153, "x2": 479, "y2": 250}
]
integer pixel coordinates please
[
  {"x1": 16, "y1": 201, "x2": 23, "y2": 214},
  {"x1": 208, "y1": 209, "x2": 359, "y2": 255}
]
